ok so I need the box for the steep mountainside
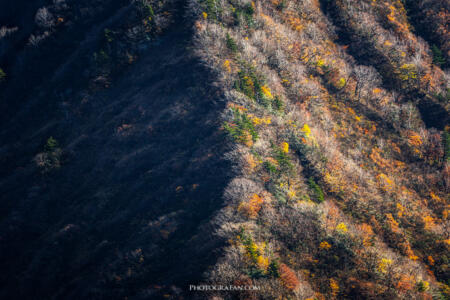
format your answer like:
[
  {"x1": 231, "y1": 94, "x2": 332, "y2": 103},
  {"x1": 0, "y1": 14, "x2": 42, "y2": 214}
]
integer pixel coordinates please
[{"x1": 0, "y1": 0, "x2": 449, "y2": 299}]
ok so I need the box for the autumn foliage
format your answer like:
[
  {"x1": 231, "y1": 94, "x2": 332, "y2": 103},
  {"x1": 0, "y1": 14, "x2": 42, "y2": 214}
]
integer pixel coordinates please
[
  {"x1": 279, "y1": 264, "x2": 299, "y2": 290},
  {"x1": 192, "y1": 0, "x2": 449, "y2": 298},
  {"x1": 238, "y1": 193, "x2": 264, "y2": 218}
]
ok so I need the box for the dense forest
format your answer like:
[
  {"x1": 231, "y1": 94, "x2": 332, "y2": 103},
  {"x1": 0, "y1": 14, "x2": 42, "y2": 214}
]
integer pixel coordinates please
[{"x1": 0, "y1": 0, "x2": 448, "y2": 299}]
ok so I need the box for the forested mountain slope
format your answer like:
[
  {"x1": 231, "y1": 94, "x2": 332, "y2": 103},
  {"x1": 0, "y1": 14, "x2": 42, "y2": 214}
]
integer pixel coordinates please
[{"x1": 0, "y1": 0, "x2": 448, "y2": 299}]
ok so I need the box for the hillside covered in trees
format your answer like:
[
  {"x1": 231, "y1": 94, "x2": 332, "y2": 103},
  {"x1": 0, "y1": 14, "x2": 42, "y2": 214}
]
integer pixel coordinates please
[{"x1": 0, "y1": 0, "x2": 449, "y2": 299}]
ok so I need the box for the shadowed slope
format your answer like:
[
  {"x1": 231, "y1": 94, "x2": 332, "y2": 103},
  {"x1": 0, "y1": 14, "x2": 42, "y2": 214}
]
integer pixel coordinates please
[{"x1": 0, "y1": 2, "x2": 231, "y2": 299}]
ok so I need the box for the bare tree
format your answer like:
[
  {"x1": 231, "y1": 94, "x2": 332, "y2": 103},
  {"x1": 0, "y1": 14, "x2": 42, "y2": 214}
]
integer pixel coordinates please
[
  {"x1": 35, "y1": 7, "x2": 55, "y2": 28},
  {"x1": 353, "y1": 65, "x2": 381, "y2": 102},
  {"x1": 0, "y1": 26, "x2": 18, "y2": 39},
  {"x1": 28, "y1": 32, "x2": 50, "y2": 47}
]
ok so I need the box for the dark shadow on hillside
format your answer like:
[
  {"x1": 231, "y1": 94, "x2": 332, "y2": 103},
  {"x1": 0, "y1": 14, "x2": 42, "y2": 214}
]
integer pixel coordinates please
[{"x1": 0, "y1": 3, "x2": 231, "y2": 299}]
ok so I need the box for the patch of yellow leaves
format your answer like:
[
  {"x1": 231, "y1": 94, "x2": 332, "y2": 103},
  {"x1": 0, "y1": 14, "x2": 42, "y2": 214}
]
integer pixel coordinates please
[
  {"x1": 301, "y1": 124, "x2": 311, "y2": 137},
  {"x1": 319, "y1": 241, "x2": 331, "y2": 250},
  {"x1": 281, "y1": 142, "x2": 289, "y2": 153},
  {"x1": 336, "y1": 222, "x2": 348, "y2": 233},
  {"x1": 377, "y1": 258, "x2": 392, "y2": 273},
  {"x1": 261, "y1": 85, "x2": 273, "y2": 99},
  {"x1": 223, "y1": 60, "x2": 231, "y2": 73}
]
